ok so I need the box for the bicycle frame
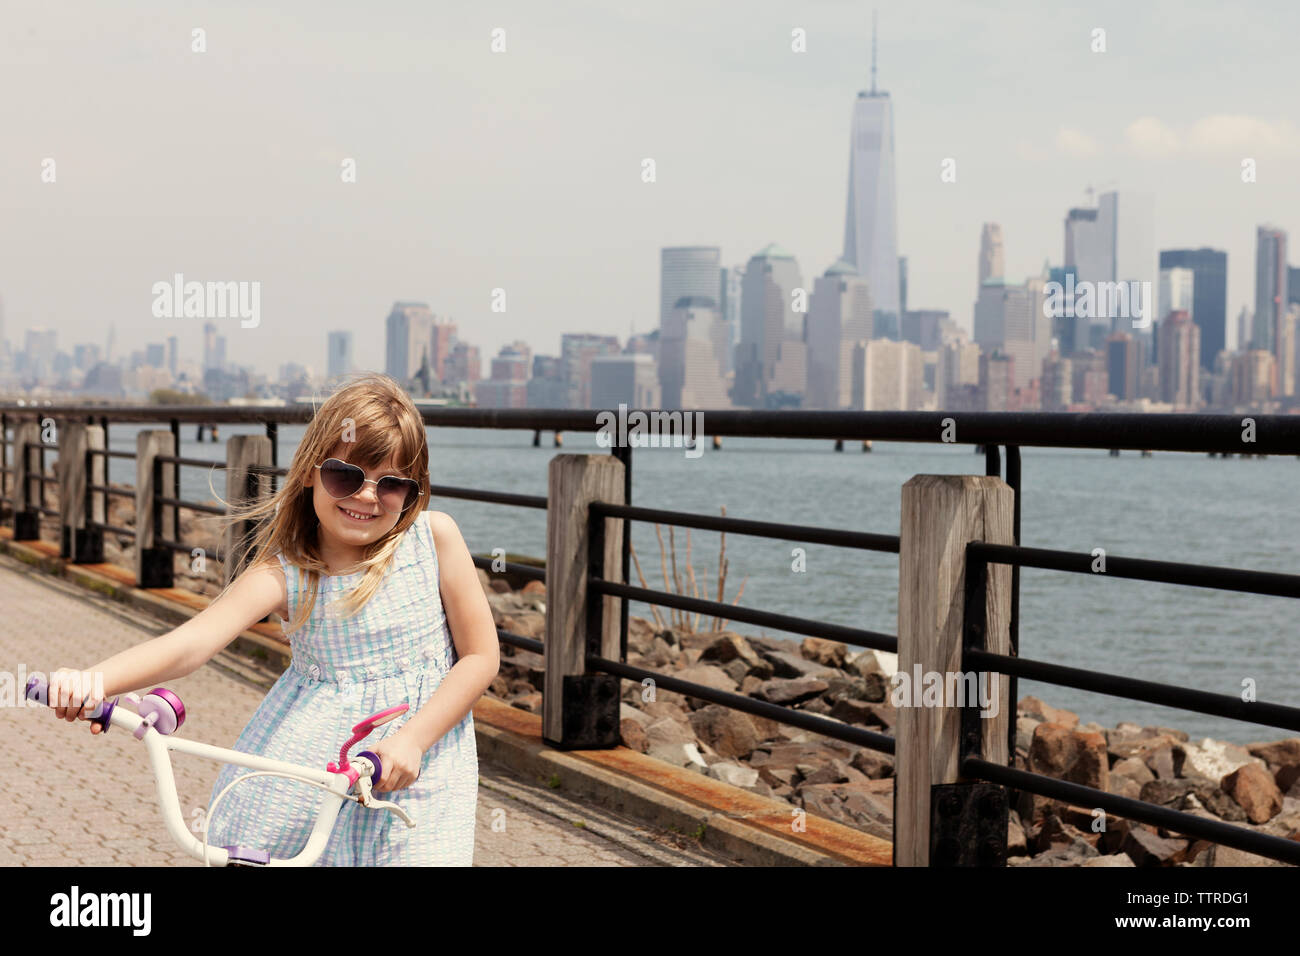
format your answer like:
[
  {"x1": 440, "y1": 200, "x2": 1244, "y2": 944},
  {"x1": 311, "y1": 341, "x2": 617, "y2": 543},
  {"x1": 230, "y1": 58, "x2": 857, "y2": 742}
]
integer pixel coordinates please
[{"x1": 28, "y1": 678, "x2": 413, "y2": 867}]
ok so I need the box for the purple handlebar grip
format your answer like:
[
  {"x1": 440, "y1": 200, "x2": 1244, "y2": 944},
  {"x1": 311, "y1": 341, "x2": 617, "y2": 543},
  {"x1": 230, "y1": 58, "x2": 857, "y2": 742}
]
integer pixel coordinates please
[
  {"x1": 25, "y1": 675, "x2": 113, "y2": 728},
  {"x1": 357, "y1": 750, "x2": 382, "y2": 787}
]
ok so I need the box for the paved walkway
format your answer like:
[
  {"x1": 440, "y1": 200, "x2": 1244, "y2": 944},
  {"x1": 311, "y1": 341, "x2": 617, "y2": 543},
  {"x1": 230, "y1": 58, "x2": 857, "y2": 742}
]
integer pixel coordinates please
[{"x1": 0, "y1": 554, "x2": 739, "y2": 867}]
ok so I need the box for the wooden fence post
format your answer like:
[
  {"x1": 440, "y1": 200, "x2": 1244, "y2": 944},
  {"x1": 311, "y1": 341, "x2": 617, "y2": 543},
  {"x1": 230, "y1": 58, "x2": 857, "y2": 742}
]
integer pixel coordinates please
[
  {"x1": 894, "y1": 474, "x2": 1013, "y2": 866},
  {"x1": 58, "y1": 423, "x2": 105, "y2": 562},
  {"x1": 224, "y1": 435, "x2": 272, "y2": 587},
  {"x1": 542, "y1": 453, "x2": 624, "y2": 749},
  {"x1": 136, "y1": 430, "x2": 176, "y2": 588},
  {"x1": 12, "y1": 421, "x2": 44, "y2": 540}
]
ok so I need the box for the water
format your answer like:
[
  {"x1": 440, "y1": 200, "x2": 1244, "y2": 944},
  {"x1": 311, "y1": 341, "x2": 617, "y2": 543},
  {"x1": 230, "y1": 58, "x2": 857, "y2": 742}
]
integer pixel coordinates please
[{"x1": 100, "y1": 422, "x2": 1300, "y2": 744}]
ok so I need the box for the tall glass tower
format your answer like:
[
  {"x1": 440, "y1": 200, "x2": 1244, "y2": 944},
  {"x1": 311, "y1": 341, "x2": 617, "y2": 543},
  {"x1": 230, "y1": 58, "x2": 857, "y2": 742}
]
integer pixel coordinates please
[{"x1": 842, "y1": 16, "x2": 900, "y2": 319}]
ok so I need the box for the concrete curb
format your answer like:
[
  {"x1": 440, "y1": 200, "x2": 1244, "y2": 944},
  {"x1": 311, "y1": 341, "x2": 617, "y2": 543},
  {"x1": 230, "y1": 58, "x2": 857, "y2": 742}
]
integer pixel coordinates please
[{"x1": 0, "y1": 529, "x2": 894, "y2": 867}]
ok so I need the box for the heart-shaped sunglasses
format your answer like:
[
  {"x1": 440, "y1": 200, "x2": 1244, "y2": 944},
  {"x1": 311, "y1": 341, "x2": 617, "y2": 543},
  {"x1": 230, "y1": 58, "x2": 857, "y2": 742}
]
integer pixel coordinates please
[{"x1": 313, "y1": 458, "x2": 422, "y2": 513}]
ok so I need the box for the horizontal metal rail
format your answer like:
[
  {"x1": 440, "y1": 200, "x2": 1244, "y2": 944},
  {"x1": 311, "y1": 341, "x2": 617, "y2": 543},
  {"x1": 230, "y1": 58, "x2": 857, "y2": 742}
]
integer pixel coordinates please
[
  {"x1": 590, "y1": 577, "x2": 898, "y2": 653},
  {"x1": 155, "y1": 496, "x2": 226, "y2": 516},
  {"x1": 153, "y1": 538, "x2": 205, "y2": 555},
  {"x1": 591, "y1": 501, "x2": 900, "y2": 552},
  {"x1": 27, "y1": 474, "x2": 58, "y2": 485},
  {"x1": 588, "y1": 654, "x2": 895, "y2": 754},
  {"x1": 85, "y1": 520, "x2": 135, "y2": 537},
  {"x1": 87, "y1": 484, "x2": 134, "y2": 499},
  {"x1": 155, "y1": 455, "x2": 228, "y2": 470},
  {"x1": 87, "y1": 449, "x2": 136, "y2": 460},
  {"x1": 8, "y1": 407, "x2": 1300, "y2": 453},
  {"x1": 965, "y1": 648, "x2": 1300, "y2": 734},
  {"x1": 499, "y1": 631, "x2": 543, "y2": 654},
  {"x1": 427, "y1": 484, "x2": 548, "y2": 510},
  {"x1": 245, "y1": 463, "x2": 288, "y2": 477},
  {"x1": 970, "y1": 542, "x2": 1300, "y2": 599},
  {"x1": 471, "y1": 555, "x2": 545, "y2": 581},
  {"x1": 964, "y1": 757, "x2": 1300, "y2": 866}
]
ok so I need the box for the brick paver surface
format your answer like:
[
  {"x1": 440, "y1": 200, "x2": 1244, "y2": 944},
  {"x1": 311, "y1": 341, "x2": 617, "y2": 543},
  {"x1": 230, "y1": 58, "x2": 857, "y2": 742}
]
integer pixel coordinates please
[{"x1": 0, "y1": 554, "x2": 739, "y2": 867}]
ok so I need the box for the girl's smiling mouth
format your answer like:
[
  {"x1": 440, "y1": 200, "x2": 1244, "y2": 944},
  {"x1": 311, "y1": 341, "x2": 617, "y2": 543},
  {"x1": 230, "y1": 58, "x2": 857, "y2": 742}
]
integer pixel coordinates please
[{"x1": 339, "y1": 506, "x2": 378, "y2": 522}]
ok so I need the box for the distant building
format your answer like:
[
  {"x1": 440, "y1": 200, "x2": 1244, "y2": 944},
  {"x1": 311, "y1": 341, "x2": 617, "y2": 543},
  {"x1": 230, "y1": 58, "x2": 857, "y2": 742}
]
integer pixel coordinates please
[
  {"x1": 166, "y1": 336, "x2": 178, "y2": 375},
  {"x1": 978, "y1": 352, "x2": 1015, "y2": 412},
  {"x1": 561, "y1": 333, "x2": 620, "y2": 408},
  {"x1": 901, "y1": 310, "x2": 947, "y2": 352},
  {"x1": 1231, "y1": 350, "x2": 1275, "y2": 405},
  {"x1": 73, "y1": 343, "x2": 101, "y2": 371},
  {"x1": 974, "y1": 279, "x2": 1041, "y2": 390},
  {"x1": 937, "y1": 339, "x2": 980, "y2": 410},
  {"x1": 475, "y1": 343, "x2": 531, "y2": 408},
  {"x1": 1158, "y1": 310, "x2": 1200, "y2": 408},
  {"x1": 1107, "y1": 332, "x2": 1139, "y2": 401},
  {"x1": 443, "y1": 341, "x2": 481, "y2": 388},
  {"x1": 1253, "y1": 227, "x2": 1288, "y2": 356},
  {"x1": 327, "y1": 331, "x2": 353, "y2": 381},
  {"x1": 384, "y1": 302, "x2": 434, "y2": 383},
  {"x1": 659, "y1": 296, "x2": 731, "y2": 409},
  {"x1": 590, "y1": 354, "x2": 659, "y2": 409},
  {"x1": 526, "y1": 355, "x2": 567, "y2": 407},
  {"x1": 1040, "y1": 352, "x2": 1073, "y2": 411},
  {"x1": 718, "y1": 265, "x2": 744, "y2": 377},
  {"x1": 806, "y1": 259, "x2": 873, "y2": 409},
  {"x1": 979, "y1": 224, "x2": 1005, "y2": 283},
  {"x1": 849, "y1": 338, "x2": 924, "y2": 411},
  {"x1": 430, "y1": 318, "x2": 457, "y2": 381},
  {"x1": 660, "y1": 247, "x2": 722, "y2": 335},
  {"x1": 843, "y1": 56, "x2": 900, "y2": 320},
  {"x1": 735, "y1": 243, "x2": 804, "y2": 408}
]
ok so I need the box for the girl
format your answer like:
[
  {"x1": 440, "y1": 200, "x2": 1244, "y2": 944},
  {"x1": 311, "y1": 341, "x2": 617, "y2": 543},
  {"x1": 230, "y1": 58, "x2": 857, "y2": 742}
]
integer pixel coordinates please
[{"x1": 46, "y1": 374, "x2": 499, "y2": 866}]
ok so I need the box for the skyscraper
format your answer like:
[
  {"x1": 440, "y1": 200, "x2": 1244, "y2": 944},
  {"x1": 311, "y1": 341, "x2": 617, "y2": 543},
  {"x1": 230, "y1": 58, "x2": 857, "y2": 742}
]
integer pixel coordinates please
[
  {"x1": 842, "y1": 19, "x2": 900, "y2": 321},
  {"x1": 659, "y1": 296, "x2": 731, "y2": 409},
  {"x1": 660, "y1": 247, "x2": 722, "y2": 335},
  {"x1": 328, "y1": 331, "x2": 353, "y2": 381},
  {"x1": 718, "y1": 265, "x2": 744, "y2": 377},
  {"x1": 806, "y1": 259, "x2": 873, "y2": 409},
  {"x1": 1159, "y1": 310, "x2": 1200, "y2": 408},
  {"x1": 1158, "y1": 249, "x2": 1225, "y2": 371},
  {"x1": 735, "y1": 243, "x2": 803, "y2": 407},
  {"x1": 384, "y1": 302, "x2": 434, "y2": 384},
  {"x1": 1253, "y1": 226, "x2": 1288, "y2": 357},
  {"x1": 979, "y1": 224, "x2": 1004, "y2": 283}
]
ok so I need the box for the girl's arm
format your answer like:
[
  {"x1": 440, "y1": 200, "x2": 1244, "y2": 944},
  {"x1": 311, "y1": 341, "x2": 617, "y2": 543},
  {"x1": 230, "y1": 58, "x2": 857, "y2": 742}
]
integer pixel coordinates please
[
  {"x1": 389, "y1": 511, "x2": 499, "y2": 758},
  {"x1": 48, "y1": 559, "x2": 287, "y2": 723}
]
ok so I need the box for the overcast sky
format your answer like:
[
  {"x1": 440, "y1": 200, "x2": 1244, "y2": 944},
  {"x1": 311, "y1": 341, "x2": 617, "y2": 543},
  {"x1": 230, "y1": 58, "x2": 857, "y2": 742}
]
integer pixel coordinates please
[{"x1": 3, "y1": 0, "x2": 1298, "y2": 377}]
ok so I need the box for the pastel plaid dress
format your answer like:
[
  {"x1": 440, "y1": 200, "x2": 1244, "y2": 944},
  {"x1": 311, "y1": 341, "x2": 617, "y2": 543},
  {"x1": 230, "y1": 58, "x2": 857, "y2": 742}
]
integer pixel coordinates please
[{"x1": 205, "y1": 513, "x2": 478, "y2": 866}]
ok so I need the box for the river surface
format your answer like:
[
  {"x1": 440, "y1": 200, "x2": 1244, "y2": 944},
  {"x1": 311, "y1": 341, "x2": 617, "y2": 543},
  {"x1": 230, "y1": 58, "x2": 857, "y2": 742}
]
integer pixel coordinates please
[{"x1": 102, "y1": 422, "x2": 1300, "y2": 744}]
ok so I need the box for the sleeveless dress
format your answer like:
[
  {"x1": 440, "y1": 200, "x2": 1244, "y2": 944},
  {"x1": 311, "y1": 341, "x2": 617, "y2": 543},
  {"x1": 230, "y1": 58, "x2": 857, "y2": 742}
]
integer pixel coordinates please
[{"x1": 204, "y1": 513, "x2": 478, "y2": 866}]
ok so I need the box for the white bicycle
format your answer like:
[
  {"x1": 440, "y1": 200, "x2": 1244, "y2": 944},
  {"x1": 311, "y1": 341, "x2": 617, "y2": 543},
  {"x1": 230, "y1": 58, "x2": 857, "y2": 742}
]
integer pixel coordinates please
[{"x1": 26, "y1": 675, "x2": 416, "y2": 866}]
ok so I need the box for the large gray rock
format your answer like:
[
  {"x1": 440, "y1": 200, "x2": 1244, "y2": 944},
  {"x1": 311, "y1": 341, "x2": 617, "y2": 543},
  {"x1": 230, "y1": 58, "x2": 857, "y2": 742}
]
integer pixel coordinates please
[
  {"x1": 688, "y1": 705, "x2": 761, "y2": 759},
  {"x1": 754, "y1": 676, "x2": 829, "y2": 705}
]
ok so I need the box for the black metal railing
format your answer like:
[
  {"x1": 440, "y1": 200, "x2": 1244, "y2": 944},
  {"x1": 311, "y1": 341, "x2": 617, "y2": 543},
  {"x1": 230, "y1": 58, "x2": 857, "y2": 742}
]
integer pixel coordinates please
[
  {"x1": 959, "y1": 540, "x2": 1300, "y2": 865},
  {"x1": 586, "y1": 499, "x2": 900, "y2": 755},
  {"x1": 4, "y1": 405, "x2": 1299, "y2": 865}
]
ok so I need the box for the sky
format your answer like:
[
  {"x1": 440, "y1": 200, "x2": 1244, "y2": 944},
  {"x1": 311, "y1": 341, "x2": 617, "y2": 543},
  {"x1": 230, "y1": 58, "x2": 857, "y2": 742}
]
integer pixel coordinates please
[{"x1": 3, "y1": 0, "x2": 1299, "y2": 377}]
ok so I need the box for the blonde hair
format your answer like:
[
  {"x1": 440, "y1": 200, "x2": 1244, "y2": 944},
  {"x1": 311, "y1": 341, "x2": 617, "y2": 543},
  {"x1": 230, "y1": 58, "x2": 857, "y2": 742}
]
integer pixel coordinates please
[{"x1": 218, "y1": 373, "x2": 430, "y2": 634}]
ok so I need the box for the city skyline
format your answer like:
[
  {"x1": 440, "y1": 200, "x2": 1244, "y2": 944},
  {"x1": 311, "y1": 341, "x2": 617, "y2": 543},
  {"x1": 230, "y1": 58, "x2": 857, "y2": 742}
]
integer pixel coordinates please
[{"x1": 3, "y1": 2, "x2": 1298, "y2": 379}]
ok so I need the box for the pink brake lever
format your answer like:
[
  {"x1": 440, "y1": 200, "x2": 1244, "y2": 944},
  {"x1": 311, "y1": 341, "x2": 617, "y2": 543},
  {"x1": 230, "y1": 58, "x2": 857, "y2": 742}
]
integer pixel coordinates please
[{"x1": 327, "y1": 703, "x2": 409, "y2": 780}]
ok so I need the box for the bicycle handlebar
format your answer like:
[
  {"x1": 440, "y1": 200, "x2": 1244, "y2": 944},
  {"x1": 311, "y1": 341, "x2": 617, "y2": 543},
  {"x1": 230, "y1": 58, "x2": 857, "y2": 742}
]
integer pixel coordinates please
[{"x1": 25, "y1": 675, "x2": 416, "y2": 866}]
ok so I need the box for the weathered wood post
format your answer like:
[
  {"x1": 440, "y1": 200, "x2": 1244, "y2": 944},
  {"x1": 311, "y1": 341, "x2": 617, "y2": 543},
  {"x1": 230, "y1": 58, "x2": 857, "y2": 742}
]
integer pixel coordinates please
[
  {"x1": 136, "y1": 430, "x2": 176, "y2": 588},
  {"x1": 542, "y1": 454, "x2": 624, "y2": 749},
  {"x1": 12, "y1": 421, "x2": 44, "y2": 540},
  {"x1": 58, "y1": 423, "x2": 105, "y2": 562},
  {"x1": 224, "y1": 434, "x2": 272, "y2": 587},
  {"x1": 894, "y1": 474, "x2": 1013, "y2": 866}
]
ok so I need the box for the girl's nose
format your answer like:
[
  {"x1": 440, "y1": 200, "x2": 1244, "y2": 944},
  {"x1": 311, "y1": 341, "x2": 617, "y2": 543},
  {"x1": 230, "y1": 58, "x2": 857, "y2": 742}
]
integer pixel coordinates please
[{"x1": 353, "y1": 481, "x2": 380, "y2": 507}]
